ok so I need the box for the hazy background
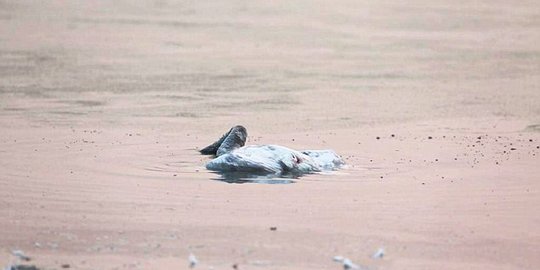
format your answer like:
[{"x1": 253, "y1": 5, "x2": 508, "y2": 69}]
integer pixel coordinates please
[{"x1": 1, "y1": 0, "x2": 539, "y2": 128}]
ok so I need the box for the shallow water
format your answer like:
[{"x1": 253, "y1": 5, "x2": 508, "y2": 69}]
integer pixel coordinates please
[{"x1": 1, "y1": 0, "x2": 539, "y2": 127}]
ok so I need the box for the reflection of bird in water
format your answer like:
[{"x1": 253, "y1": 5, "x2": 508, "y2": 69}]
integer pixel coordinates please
[{"x1": 200, "y1": 125, "x2": 344, "y2": 176}]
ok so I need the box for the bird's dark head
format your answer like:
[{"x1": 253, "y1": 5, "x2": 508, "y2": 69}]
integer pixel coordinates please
[
  {"x1": 200, "y1": 125, "x2": 247, "y2": 156},
  {"x1": 230, "y1": 125, "x2": 247, "y2": 145}
]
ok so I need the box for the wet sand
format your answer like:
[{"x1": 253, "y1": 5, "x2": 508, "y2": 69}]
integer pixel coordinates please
[{"x1": 1, "y1": 1, "x2": 540, "y2": 269}]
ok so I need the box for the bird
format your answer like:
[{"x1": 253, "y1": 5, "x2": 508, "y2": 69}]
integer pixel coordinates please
[{"x1": 200, "y1": 125, "x2": 344, "y2": 176}]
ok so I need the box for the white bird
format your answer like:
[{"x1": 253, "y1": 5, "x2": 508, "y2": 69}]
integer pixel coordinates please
[{"x1": 200, "y1": 126, "x2": 344, "y2": 176}]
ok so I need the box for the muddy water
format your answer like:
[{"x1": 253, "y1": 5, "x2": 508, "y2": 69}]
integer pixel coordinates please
[{"x1": 1, "y1": 0, "x2": 539, "y2": 126}]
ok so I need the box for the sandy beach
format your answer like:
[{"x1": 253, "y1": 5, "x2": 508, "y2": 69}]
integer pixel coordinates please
[{"x1": 1, "y1": 1, "x2": 539, "y2": 269}]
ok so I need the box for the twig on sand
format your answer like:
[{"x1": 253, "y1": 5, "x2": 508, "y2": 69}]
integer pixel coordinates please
[
  {"x1": 332, "y1": 256, "x2": 360, "y2": 270},
  {"x1": 11, "y1": 250, "x2": 31, "y2": 262},
  {"x1": 371, "y1": 247, "x2": 385, "y2": 259},
  {"x1": 188, "y1": 253, "x2": 198, "y2": 268}
]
